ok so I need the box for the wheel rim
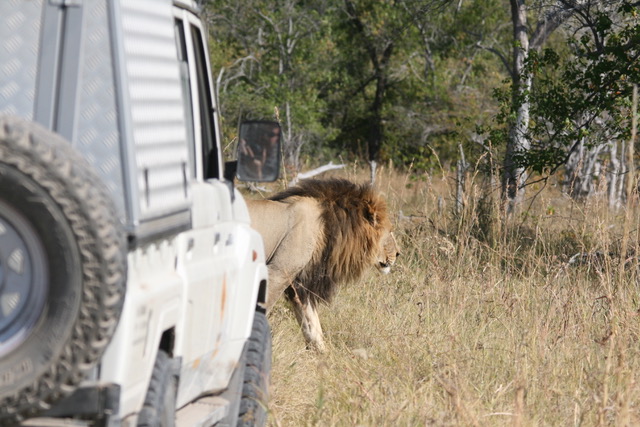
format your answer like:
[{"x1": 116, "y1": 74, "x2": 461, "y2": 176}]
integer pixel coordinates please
[{"x1": 0, "y1": 199, "x2": 48, "y2": 357}]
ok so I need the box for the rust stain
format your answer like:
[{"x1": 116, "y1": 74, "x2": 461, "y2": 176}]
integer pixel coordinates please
[
  {"x1": 252, "y1": 250, "x2": 257, "y2": 262},
  {"x1": 192, "y1": 358, "x2": 200, "y2": 369}
]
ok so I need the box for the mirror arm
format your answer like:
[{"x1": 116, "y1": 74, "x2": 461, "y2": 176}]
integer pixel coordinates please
[
  {"x1": 223, "y1": 160, "x2": 237, "y2": 202},
  {"x1": 224, "y1": 160, "x2": 238, "y2": 182}
]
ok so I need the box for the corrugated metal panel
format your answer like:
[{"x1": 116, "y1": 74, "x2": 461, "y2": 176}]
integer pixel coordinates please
[
  {"x1": 0, "y1": 0, "x2": 42, "y2": 119},
  {"x1": 120, "y1": 0, "x2": 192, "y2": 221},
  {"x1": 75, "y1": 0, "x2": 127, "y2": 218}
]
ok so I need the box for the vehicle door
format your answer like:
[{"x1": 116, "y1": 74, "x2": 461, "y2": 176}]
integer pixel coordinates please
[{"x1": 172, "y1": 7, "x2": 243, "y2": 406}]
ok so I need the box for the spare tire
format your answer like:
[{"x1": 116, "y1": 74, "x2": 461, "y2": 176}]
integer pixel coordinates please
[{"x1": 0, "y1": 116, "x2": 127, "y2": 423}]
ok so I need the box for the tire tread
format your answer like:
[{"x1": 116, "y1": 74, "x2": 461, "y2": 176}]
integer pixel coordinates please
[{"x1": 238, "y1": 311, "x2": 272, "y2": 427}]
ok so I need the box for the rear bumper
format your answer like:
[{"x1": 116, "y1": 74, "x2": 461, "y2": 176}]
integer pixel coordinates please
[{"x1": 21, "y1": 383, "x2": 120, "y2": 427}]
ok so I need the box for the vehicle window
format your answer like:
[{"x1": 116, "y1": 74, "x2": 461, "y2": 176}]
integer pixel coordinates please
[
  {"x1": 190, "y1": 25, "x2": 219, "y2": 180},
  {"x1": 174, "y1": 18, "x2": 196, "y2": 179}
]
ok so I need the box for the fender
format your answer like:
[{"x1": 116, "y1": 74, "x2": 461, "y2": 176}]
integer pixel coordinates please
[{"x1": 99, "y1": 243, "x2": 183, "y2": 418}]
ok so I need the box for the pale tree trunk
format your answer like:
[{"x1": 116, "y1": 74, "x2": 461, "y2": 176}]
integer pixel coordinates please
[
  {"x1": 607, "y1": 140, "x2": 621, "y2": 209},
  {"x1": 282, "y1": 101, "x2": 306, "y2": 176},
  {"x1": 503, "y1": 0, "x2": 531, "y2": 213},
  {"x1": 564, "y1": 138, "x2": 607, "y2": 200},
  {"x1": 562, "y1": 114, "x2": 626, "y2": 207},
  {"x1": 579, "y1": 142, "x2": 604, "y2": 197},
  {"x1": 501, "y1": 0, "x2": 582, "y2": 212},
  {"x1": 456, "y1": 143, "x2": 469, "y2": 216},
  {"x1": 563, "y1": 140, "x2": 583, "y2": 195},
  {"x1": 618, "y1": 84, "x2": 637, "y2": 282},
  {"x1": 369, "y1": 160, "x2": 377, "y2": 185},
  {"x1": 617, "y1": 139, "x2": 627, "y2": 204}
]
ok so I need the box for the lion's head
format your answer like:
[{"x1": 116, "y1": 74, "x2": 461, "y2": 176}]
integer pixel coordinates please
[{"x1": 376, "y1": 231, "x2": 400, "y2": 274}]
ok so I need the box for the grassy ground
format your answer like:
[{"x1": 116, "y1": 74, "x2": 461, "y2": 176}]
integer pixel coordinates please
[{"x1": 263, "y1": 163, "x2": 640, "y2": 426}]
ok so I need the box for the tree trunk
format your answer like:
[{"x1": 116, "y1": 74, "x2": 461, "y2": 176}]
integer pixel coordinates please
[
  {"x1": 368, "y1": 108, "x2": 383, "y2": 167},
  {"x1": 367, "y1": 43, "x2": 392, "y2": 175},
  {"x1": 369, "y1": 160, "x2": 377, "y2": 185},
  {"x1": 343, "y1": 0, "x2": 393, "y2": 180},
  {"x1": 564, "y1": 138, "x2": 609, "y2": 200},
  {"x1": 580, "y1": 142, "x2": 604, "y2": 198},
  {"x1": 456, "y1": 143, "x2": 469, "y2": 216},
  {"x1": 503, "y1": 0, "x2": 531, "y2": 213},
  {"x1": 608, "y1": 140, "x2": 621, "y2": 209},
  {"x1": 563, "y1": 139, "x2": 582, "y2": 195},
  {"x1": 617, "y1": 139, "x2": 627, "y2": 204},
  {"x1": 618, "y1": 84, "x2": 638, "y2": 282}
]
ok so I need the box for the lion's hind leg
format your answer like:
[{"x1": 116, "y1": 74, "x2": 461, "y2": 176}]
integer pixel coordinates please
[{"x1": 285, "y1": 285, "x2": 327, "y2": 353}]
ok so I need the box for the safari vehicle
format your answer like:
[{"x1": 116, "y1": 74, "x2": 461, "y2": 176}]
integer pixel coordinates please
[{"x1": 0, "y1": 0, "x2": 280, "y2": 425}]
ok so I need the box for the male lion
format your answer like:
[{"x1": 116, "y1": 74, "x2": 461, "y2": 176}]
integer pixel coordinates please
[{"x1": 246, "y1": 178, "x2": 399, "y2": 352}]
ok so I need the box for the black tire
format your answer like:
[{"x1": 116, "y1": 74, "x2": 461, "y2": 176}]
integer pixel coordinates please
[
  {"x1": 0, "y1": 116, "x2": 127, "y2": 424},
  {"x1": 137, "y1": 350, "x2": 178, "y2": 427},
  {"x1": 238, "y1": 311, "x2": 272, "y2": 427}
]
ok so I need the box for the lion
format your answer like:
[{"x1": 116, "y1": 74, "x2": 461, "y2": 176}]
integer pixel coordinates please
[{"x1": 246, "y1": 178, "x2": 399, "y2": 352}]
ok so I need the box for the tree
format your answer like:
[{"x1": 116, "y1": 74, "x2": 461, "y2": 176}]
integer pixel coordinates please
[
  {"x1": 328, "y1": 0, "x2": 474, "y2": 180},
  {"x1": 338, "y1": 0, "x2": 407, "y2": 182},
  {"x1": 207, "y1": 0, "x2": 640, "y2": 190},
  {"x1": 503, "y1": 2, "x2": 640, "y2": 203},
  {"x1": 484, "y1": 0, "x2": 640, "y2": 211},
  {"x1": 498, "y1": 0, "x2": 589, "y2": 210},
  {"x1": 206, "y1": 0, "x2": 337, "y2": 174}
]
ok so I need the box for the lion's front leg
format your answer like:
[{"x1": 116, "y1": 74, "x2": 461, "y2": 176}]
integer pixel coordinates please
[
  {"x1": 286, "y1": 286, "x2": 326, "y2": 353},
  {"x1": 265, "y1": 268, "x2": 294, "y2": 310}
]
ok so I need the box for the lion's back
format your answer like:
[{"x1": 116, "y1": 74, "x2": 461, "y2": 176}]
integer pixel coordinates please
[{"x1": 246, "y1": 196, "x2": 324, "y2": 266}]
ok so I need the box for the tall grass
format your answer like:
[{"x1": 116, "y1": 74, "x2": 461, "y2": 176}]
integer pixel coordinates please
[{"x1": 265, "y1": 164, "x2": 640, "y2": 426}]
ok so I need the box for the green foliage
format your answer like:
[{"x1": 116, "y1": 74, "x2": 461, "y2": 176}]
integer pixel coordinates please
[
  {"x1": 206, "y1": 0, "x2": 509, "y2": 172},
  {"x1": 207, "y1": 0, "x2": 338, "y2": 155},
  {"x1": 206, "y1": 0, "x2": 640, "y2": 181},
  {"x1": 489, "y1": 4, "x2": 640, "y2": 176}
]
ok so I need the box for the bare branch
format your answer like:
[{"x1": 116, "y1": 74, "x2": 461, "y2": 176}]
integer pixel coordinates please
[
  {"x1": 476, "y1": 41, "x2": 514, "y2": 79},
  {"x1": 289, "y1": 162, "x2": 346, "y2": 186},
  {"x1": 530, "y1": 1, "x2": 585, "y2": 49}
]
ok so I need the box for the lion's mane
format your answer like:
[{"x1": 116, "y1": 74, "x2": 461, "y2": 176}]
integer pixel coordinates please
[{"x1": 269, "y1": 178, "x2": 391, "y2": 305}]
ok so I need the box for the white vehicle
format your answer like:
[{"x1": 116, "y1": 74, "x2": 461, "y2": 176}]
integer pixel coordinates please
[{"x1": 0, "y1": 0, "x2": 279, "y2": 426}]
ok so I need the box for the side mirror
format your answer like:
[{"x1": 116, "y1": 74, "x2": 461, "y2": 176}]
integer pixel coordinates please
[{"x1": 236, "y1": 121, "x2": 281, "y2": 182}]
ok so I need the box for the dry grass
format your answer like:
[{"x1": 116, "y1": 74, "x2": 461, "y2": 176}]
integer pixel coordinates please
[{"x1": 264, "y1": 163, "x2": 640, "y2": 426}]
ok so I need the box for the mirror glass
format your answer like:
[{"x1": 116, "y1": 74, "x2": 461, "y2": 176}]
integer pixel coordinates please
[{"x1": 236, "y1": 121, "x2": 281, "y2": 182}]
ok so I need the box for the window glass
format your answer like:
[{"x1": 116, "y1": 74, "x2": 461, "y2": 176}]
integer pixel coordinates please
[
  {"x1": 174, "y1": 18, "x2": 196, "y2": 178},
  {"x1": 190, "y1": 25, "x2": 219, "y2": 180}
]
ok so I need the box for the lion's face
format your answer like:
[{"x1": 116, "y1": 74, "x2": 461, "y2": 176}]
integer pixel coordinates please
[{"x1": 376, "y1": 232, "x2": 400, "y2": 274}]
